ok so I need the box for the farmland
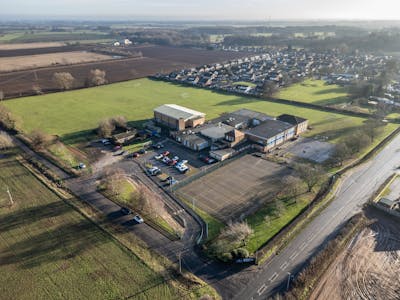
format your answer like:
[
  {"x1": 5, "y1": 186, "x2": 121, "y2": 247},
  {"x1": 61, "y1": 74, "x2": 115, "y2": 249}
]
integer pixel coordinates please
[
  {"x1": 0, "y1": 51, "x2": 115, "y2": 72},
  {"x1": 5, "y1": 78, "x2": 393, "y2": 147},
  {"x1": 0, "y1": 45, "x2": 248, "y2": 98},
  {"x1": 0, "y1": 153, "x2": 185, "y2": 299}
]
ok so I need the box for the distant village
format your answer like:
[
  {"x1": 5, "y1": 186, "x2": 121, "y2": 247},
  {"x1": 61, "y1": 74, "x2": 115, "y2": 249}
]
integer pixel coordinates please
[{"x1": 154, "y1": 47, "x2": 400, "y2": 104}]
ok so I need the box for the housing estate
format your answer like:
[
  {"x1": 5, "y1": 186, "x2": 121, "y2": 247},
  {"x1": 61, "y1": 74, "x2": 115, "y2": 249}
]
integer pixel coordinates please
[{"x1": 153, "y1": 105, "x2": 308, "y2": 161}]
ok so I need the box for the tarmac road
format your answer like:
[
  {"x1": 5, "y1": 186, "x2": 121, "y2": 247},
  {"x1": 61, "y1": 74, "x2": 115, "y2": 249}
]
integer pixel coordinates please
[{"x1": 233, "y1": 132, "x2": 400, "y2": 300}]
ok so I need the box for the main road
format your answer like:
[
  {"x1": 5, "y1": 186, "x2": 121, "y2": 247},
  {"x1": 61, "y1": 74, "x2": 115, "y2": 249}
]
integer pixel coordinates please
[{"x1": 233, "y1": 131, "x2": 400, "y2": 300}]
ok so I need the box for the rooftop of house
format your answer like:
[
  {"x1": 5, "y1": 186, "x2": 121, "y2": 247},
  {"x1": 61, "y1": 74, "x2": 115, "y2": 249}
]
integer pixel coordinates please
[
  {"x1": 277, "y1": 114, "x2": 308, "y2": 125},
  {"x1": 154, "y1": 104, "x2": 205, "y2": 121},
  {"x1": 232, "y1": 108, "x2": 274, "y2": 122},
  {"x1": 246, "y1": 119, "x2": 294, "y2": 140}
]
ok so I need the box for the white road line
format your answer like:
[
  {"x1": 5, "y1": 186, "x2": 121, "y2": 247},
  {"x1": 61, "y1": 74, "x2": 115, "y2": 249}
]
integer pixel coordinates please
[
  {"x1": 280, "y1": 261, "x2": 288, "y2": 270},
  {"x1": 290, "y1": 251, "x2": 299, "y2": 260},
  {"x1": 257, "y1": 284, "x2": 267, "y2": 296},
  {"x1": 269, "y1": 272, "x2": 278, "y2": 282},
  {"x1": 300, "y1": 242, "x2": 307, "y2": 250}
]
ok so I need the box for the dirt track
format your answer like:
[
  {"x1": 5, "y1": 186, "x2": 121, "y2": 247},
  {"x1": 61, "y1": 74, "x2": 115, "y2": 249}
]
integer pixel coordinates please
[
  {"x1": 0, "y1": 45, "x2": 248, "y2": 98},
  {"x1": 310, "y1": 209, "x2": 400, "y2": 300}
]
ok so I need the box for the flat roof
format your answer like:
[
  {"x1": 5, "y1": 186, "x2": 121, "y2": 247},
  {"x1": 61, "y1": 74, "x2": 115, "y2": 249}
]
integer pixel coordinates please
[
  {"x1": 200, "y1": 123, "x2": 234, "y2": 140},
  {"x1": 154, "y1": 104, "x2": 205, "y2": 121},
  {"x1": 246, "y1": 119, "x2": 294, "y2": 140}
]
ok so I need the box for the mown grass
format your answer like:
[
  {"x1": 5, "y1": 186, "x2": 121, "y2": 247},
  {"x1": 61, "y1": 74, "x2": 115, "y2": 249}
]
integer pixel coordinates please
[
  {"x1": 5, "y1": 78, "x2": 372, "y2": 145},
  {"x1": 0, "y1": 152, "x2": 182, "y2": 300},
  {"x1": 277, "y1": 79, "x2": 350, "y2": 106}
]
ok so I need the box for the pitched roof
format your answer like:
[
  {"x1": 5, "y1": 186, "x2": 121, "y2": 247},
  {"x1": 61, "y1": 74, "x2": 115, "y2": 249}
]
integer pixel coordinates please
[
  {"x1": 154, "y1": 104, "x2": 205, "y2": 121},
  {"x1": 246, "y1": 119, "x2": 294, "y2": 140},
  {"x1": 277, "y1": 114, "x2": 307, "y2": 125}
]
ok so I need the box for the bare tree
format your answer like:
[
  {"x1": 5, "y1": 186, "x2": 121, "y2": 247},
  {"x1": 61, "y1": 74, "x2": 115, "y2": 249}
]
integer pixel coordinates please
[
  {"x1": 87, "y1": 69, "x2": 107, "y2": 86},
  {"x1": 0, "y1": 104, "x2": 18, "y2": 130},
  {"x1": 97, "y1": 119, "x2": 115, "y2": 138},
  {"x1": 330, "y1": 143, "x2": 351, "y2": 166},
  {"x1": 112, "y1": 116, "x2": 128, "y2": 130},
  {"x1": 344, "y1": 131, "x2": 371, "y2": 154},
  {"x1": 281, "y1": 175, "x2": 303, "y2": 200},
  {"x1": 53, "y1": 72, "x2": 75, "y2": 90},
  {"x1": 103, "y1": 168, "x2": 126, "y2": 196},
  {"x1": 29, "y1": 130, "x2": 53, "y2": 149},
  {"x1": 263, "y1": 81, "x2": 279, "y2": 98},
  {"x1": 0, "y1": 132, "x2": 13, "y2": 149},
  {"x1": 274, "y1": 199, "x2": 286, "y2": 217},
  {"x1": 219, "y1": 221, "x2": 253, "y2": 244},
  {"x1": 32, "y1": 84, "x2": 42, "y2": 95},
  {"x1": 294, "y1": 163, "x2": 326, "y2": 193}
]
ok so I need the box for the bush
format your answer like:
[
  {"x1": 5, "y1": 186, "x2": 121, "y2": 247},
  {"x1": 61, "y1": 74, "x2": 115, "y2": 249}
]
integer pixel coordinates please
[
  {"x1": 219, "y1": 252, "x2": 233, "y2": 262},
  {"x1": 235, "y1": 248, "x2": 249, "y2": 258}
]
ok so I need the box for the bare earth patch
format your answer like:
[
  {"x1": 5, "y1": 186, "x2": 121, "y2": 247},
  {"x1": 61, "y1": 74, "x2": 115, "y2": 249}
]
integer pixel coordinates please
[
  {"x1": 0, "y1": 51, "x2": 114, "y2": 72},
  {"x1": 310, "y1": 212, "x2": 400, "y2": 300},
  {"x1": 0, "y1": 42, "x2": 67, "y2": 50}
]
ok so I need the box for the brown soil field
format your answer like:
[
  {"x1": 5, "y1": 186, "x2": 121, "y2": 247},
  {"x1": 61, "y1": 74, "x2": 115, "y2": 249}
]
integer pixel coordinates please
[
  {"x1": 177, "y1": 155, "x2": 289, "y2": 222},
  {"x1": 0, "y1": 42, "x2": 67, "y2": 50},
  {"x1": 310, "y1": 209, "x2": 400, "y2": 300},
  {"x1": 0, "y1": 51, "x2": 114, "y2": 72},
  {"x1": 0, "y1": 45, "x2": 248, "y2": 98}
]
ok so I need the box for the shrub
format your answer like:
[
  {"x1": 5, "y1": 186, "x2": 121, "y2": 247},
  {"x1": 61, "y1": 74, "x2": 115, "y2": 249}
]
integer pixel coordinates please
[{"x1": 220, "y1": 252, "x2": 233, "y2": 262}]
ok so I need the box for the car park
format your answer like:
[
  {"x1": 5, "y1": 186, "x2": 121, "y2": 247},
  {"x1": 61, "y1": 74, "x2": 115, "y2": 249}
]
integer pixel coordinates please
[
  {"x1": 120, "y1": 207, "x2": 132, "y2": 215},
  {"x1": 133, "y1": 215, "x2": 144, "y2": 224}
]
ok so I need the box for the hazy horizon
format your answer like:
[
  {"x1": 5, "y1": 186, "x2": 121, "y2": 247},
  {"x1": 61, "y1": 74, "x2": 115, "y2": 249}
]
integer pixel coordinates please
[{"x1": 2, "y1": 0, "x2": 400, "y2": 21}]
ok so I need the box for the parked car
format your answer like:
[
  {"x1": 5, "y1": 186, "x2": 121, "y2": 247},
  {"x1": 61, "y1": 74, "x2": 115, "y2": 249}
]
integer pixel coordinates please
[
  {"x1": 162, "y1": 151, "x2": 170, "y2": 157},
  {"x1": 77, "y1": 163, "x2": 86, "y2": 169},
  {"x1": 152, "y1": 143, "x2": 164, "y2": 149},
  {"x1": 113, "y1": 145, "x2": 122, "y2": 151},
  {"x1": 154, "y1": 153, "x2": 164, "y2": 160},
  {"x1": 101, "y1": 139, "x2": 111, "y2": 145},
  {"x1": 132, "y1": 152, "x2": 140, "y2": 158},
  {"x1": 164, "y1": 178, "x2": 178, "y2": 187},
  {"x1": 176, "y1": 165, "x2": 189, "y2": 173},
  {"x1": 120, "y1": 207, "x2": 132, "y2": 215},
  {"x1": 168, "y1": 159, "x2": 178, "y2": 166},
  {"x1": 176, "y1": 160, "x2": 188, "y2": 168},
  {"x1": 133, "y1": 215, "x2": 144, "y2": 224},
  {"x1": 162, "y1": 156, "x2": 171, "y2": 164},
  {"x1": 138, "y1": 149, "x2": 147, "y2": 154},
  {"x1": 147, "y1": 167, "x2": 161, "y2": 176},
  {"x1": 172, "y1": 156, "x2": 179, "y2": 161}
]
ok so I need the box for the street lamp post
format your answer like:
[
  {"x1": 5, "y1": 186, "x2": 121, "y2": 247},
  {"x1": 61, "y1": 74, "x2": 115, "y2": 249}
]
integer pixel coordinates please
[{"x1": 286, "y1": 272, "x2": 292, "y2": 291}]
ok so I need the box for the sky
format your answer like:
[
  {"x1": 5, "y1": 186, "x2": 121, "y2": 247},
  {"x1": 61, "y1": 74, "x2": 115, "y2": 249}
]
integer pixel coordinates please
[{"x1": 2, "y1": 0, "x2": 400, "y2": 20}]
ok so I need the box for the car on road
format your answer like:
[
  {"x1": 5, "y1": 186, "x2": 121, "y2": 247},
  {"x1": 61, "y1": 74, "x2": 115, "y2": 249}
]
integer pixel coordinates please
[
  {"x1": 120, "y1": 207, "x2": 132, "y2": 215},
  {"x1": 133, "y1": 215, "x2": 144, "y2": 224}
]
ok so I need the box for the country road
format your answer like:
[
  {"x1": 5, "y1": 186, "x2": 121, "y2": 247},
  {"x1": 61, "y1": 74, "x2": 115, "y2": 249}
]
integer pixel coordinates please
[{"x1": 233, "y1": 132, "x2": 400, "y2": 300}]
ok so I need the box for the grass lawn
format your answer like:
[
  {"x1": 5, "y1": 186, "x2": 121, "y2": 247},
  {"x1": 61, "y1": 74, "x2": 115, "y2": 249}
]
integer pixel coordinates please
[
  {"x1": 245, "y1": 193, "x2": 314, "y2": 253},
  {"x1": 5, "y1": 78, "x2": 374, "y2": 145},
  {"x1": 0, "y1": 153, "x2": 182, "y2": 300},
  {"x1": 277, "y1": 79, "x2": 350, "y2": 106}
]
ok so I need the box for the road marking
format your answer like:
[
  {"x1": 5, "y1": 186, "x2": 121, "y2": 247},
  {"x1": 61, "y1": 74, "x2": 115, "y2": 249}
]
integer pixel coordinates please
[
  {"x1": 257, "y1": 284, "x2": 267, "y2": 295},
  {"x1": 290, "y1": 251, "x2": 299, "y2": 260},
  {"x1": 280, "y1": 261, "x2": 288, "y2": 270},
  {"x1": 300, "y1": 242, "x2": 307, "y2": 250},
  {"x1": 269, "y1": 272, "x2": 278, "y2": 282}
]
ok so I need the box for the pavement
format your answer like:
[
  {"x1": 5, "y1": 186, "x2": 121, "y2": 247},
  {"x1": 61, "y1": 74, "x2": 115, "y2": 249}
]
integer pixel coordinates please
[{"x1": 9, "y1": 130, "x2": 400, "y2": 300}]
